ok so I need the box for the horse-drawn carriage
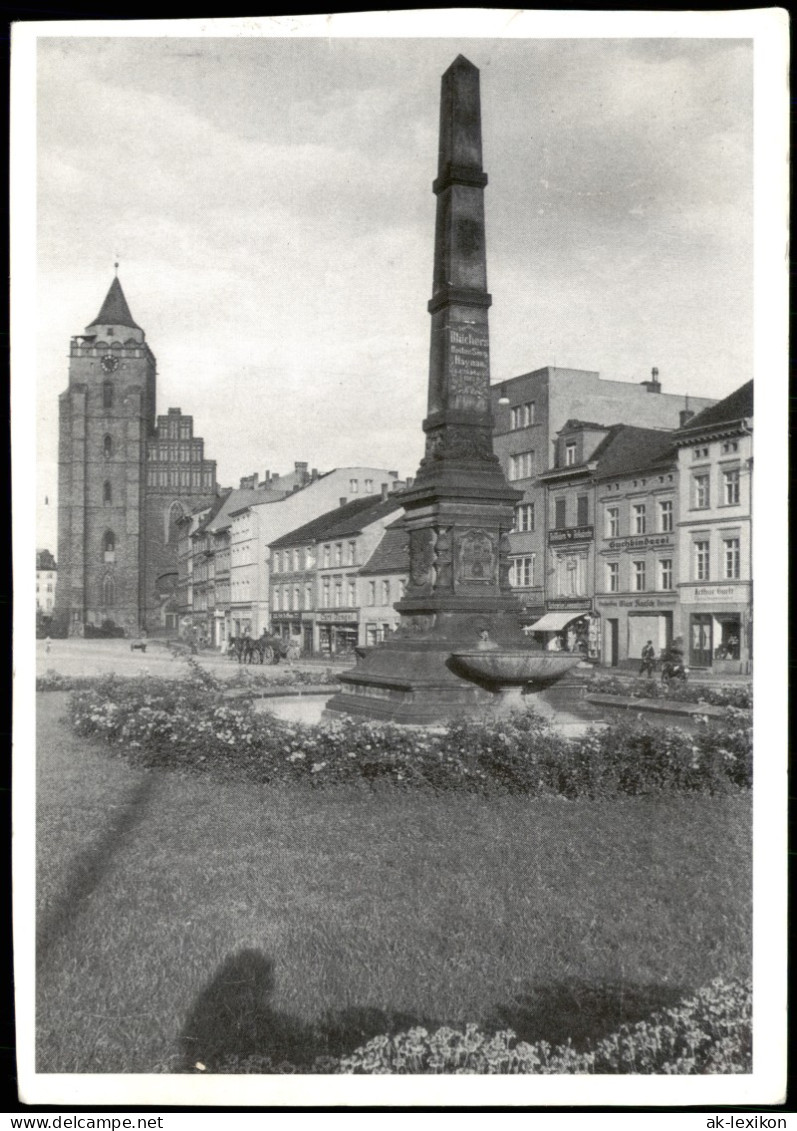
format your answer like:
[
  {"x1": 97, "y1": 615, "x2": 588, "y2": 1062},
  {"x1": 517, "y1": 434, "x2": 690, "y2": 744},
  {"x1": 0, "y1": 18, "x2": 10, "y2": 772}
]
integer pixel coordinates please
[{"x1": 229, "y1": 632, "x2": 296, "y2": 665}]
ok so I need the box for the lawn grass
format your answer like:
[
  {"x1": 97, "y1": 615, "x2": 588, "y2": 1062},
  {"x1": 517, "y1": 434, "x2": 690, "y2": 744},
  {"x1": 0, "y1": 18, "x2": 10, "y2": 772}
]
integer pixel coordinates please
[{"x1": 36, "y1": 692, "x2": 751, "y2": 1073}]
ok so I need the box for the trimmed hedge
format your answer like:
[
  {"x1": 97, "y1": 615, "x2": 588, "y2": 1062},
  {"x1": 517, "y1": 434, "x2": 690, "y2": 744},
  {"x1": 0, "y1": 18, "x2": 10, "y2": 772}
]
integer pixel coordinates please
[
  {"x1": 587, "y1": 675, "x2": 752, "y2": 711},
  {"x1": 67, "y1": 669, "x2": 752, "y2": 797}
]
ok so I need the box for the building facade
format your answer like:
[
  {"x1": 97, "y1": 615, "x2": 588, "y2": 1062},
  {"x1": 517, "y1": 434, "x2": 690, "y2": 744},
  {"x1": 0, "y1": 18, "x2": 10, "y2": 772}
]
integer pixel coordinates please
[
  {"x1": 269, "y1": 493, "x2": 406, "y2": 655},
  {"x1": 674, "y1": 382, "x2": 753, "y2": 673},
  {"x1": 56, "y1": 275, "x2": 217, "y2": 635},
  {"x1": 490, "y1": 366, "x2": 714, "y2": 623}
]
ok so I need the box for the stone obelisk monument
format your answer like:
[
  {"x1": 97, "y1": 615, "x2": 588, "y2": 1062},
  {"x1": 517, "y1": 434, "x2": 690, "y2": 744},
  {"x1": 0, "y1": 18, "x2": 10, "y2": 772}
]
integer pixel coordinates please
[{"x1": 326, "y1": 55, "x2": 528, "y2": 724}]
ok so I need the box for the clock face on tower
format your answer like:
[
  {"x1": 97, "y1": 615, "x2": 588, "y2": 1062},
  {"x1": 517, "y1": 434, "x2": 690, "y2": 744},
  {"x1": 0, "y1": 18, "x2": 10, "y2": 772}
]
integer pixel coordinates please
[{"x1": 101, "y1": 354, "x2": 119, "y2": 374}]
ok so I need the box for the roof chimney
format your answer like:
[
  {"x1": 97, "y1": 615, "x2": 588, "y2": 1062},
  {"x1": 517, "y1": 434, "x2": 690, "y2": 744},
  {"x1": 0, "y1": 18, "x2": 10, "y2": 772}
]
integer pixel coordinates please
[
  {"x1": 679, "y1": 409, "x2": 695, "y2": 427},
  {"x1": 311, "y1": 467, "x2": 318, "y2": 480},
  {"x1": 405, "y1": 476, "x2": 414, "y2": 489},
  {"x1": 381, "y1": 482, "x2": 389, "y2": 500},
  {"x1": 339, "y1": 497, "x2": 347, "y2": 507},
  {"x1": 641, "y1": 366, "x2": 662, "y2": 393}
]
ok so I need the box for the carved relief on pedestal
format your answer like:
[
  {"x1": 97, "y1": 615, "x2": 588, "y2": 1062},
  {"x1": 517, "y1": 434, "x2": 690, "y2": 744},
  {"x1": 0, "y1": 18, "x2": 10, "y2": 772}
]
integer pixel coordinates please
[
  {"x1": 456, "y1": 528, "x2": 497, "y2": 586},
  {"x1": 498, "y1": 532, "x2": 513, "y2": 590},
  {"x1": 395, "y1": 613, "x2": 436, "y2": 637},
  {"x1": 408, "y1": 527, "x2": 437, "y2": 591},
  {"x1": 433, "y1": 526, "x2": 454, "y2": 592}
]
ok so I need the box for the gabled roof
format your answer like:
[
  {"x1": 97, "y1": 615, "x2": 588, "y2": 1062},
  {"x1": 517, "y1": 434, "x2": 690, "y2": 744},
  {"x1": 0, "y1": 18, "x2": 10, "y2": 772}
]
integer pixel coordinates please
[
  {"x1": 207, "y1": 486, "x2": 289, "y2": 530},
  {"x1": 37, "y1": 548, "x2": 57, "y2": 571},
  {"x1": 676, "y1": 381, "x2": 753, "y2": 434},
  {"x1": 558, "y1": 419, "x2": 613, "y2": 435},
  {"x1": 359, "y1": 520, "x2": 409, "y2": 576},
  {"x1": 270, "y1": 495, "x2": 404, "y2": 549},
  {"x1": 88, "y1": 276, "x2": 141, "y2": 331},
  {"x1": 592, "y1": 426, "x2": 677, "y2": 480}
]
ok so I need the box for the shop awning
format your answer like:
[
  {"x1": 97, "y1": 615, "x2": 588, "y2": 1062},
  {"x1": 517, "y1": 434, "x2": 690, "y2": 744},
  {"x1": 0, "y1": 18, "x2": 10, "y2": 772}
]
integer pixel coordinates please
[{"x1": 524, "y1": 611, "x2": 585, "y2": 633}]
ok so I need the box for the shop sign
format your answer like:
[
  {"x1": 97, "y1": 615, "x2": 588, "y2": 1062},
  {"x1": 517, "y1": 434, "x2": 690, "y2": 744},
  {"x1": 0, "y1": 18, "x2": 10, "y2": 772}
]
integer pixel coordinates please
[
  {"x1": 546, "y1": 598, "x2": 592, "y2": 611},
  {"x1": 685, "y1": 584, "x2": 748, "y2": 604},
  {"x1": 317, "y1": 611, "x2": 358, "y2": 623},
  {"x1": 596, "y1": 597, "x2": 677, "y2": 609},
  {"x1": 606, "y1": 535, "x2": 672, "y2": 551},
  {"x1": 549, "y1": 526, "x2": 593, "y2": 545}
]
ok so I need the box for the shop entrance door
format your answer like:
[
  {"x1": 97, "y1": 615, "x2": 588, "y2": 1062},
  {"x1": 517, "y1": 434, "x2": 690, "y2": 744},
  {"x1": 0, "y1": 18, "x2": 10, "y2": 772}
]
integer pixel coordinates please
[
  {"x1": 303, "y1": 625, "x2": 313, "y2": 655},
  {"x1": 605, "y1": 619, "x2": 619, "y2": 667},
  {"x1": 690, "y1": 614, "x2": 713, "y2": 668}
]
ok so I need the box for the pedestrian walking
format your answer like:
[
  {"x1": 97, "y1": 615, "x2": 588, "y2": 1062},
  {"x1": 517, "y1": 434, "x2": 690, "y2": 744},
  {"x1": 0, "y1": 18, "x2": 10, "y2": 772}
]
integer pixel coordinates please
[{"x1": 639, "y1": 640, "x2": 656, "y2": 676}]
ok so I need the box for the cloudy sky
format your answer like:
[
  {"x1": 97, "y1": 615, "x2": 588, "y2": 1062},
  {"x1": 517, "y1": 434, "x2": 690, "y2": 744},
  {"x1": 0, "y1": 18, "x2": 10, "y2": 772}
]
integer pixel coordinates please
[{"x1": 34, "y1": 30, "x2": 754, "y2": 550}]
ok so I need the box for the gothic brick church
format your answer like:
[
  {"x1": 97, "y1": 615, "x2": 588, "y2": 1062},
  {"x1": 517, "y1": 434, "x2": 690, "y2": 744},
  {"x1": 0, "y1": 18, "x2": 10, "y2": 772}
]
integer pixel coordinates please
[{"x1": 55, "y1": 273, "x2": 218, "y2": 635}]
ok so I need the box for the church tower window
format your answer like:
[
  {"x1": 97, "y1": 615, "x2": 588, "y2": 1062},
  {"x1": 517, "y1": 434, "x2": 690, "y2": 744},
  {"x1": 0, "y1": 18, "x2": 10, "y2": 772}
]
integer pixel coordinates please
[
  {"x1": 102, "y1": 575, "x2": 115, "y2": 607},
  {"x1": 103, "y1": 481, "x2": 112, "y2": 504},
  {"x1": 103, "y1": 531, "x2": 116, "y2": 562},
  {"x1": 103, "y1": 381, "x2": 114, "y2": 409},
  {"x1": 103, "y1": 434, "x2": 113, "y2": 459}
]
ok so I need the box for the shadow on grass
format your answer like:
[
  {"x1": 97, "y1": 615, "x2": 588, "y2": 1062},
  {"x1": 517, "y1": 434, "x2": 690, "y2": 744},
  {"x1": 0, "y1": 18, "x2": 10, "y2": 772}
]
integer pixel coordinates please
[
  {"x1": 178, "y1": 949, "x2": 688, "y2": 1072},
  {"x1": 483, "y1": 979, "x2": 688, "y2": 1050},
  {"x1": 37, "y1": 774, "x2": 157, "y2": 968},
  {"x1": 178, "y1": 948, "x2": 433, "y2": 1073}
]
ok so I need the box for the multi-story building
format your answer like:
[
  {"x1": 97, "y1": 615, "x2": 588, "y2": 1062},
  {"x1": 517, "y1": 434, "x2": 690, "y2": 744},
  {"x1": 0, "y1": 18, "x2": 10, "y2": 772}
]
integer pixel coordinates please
[
  {"x1": 489, "y1": 366, "x2": 714, "y2": 622},
  {"x1": 56, "y1": 274, "x2": 218, "y2": 634},
  {"x1": 268, "y1": 491, "x2": 406, "y2": 655},
  {"x1": 673, "y1": 381, "x2": 753, "y2": 673},
  {"x1": 358, "y1": 519, "x2": 410, "y2": 647},
  {"x1": 36, "y1": 549, "x2": 57, "y2": 622},
  {"x1": 228, "y1": 468, "x2": 404, "y2": 637},
  {"x1": 537, "y1": 420, "x2": 679, "y2": 664}
]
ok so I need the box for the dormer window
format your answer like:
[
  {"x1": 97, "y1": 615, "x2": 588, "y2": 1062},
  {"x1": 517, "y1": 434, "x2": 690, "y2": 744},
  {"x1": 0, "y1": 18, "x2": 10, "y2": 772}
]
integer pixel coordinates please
[
  {"x1": 565, "y1": 442, "x2": 577, "y2": 466},
  {"x1": 106, "y1": 327, "x2": 114, "y2": 337}
]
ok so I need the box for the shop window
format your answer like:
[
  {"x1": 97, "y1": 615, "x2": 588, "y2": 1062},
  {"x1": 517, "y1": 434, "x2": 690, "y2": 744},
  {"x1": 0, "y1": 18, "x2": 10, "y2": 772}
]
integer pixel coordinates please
[
  {"x1": 723, "y1": 537, "x2": 741, "y2": 580},
  {"x1": 658, "y1": 499, "x2": 673, "y2": 533},
  {"x1": 577, "y1": 496, "x2": 589, "y2": 526},
  {"x1": 514, "y1": 503, "x2": 535, "y2": 532},
  {"x1": 693, "y1": 474, "x2": 710, "y2": 509},
  {"x1": 632, "y1": 504, "x2": 646, "y2": 534},
  {"x1": 554, "y1": 498, "x2": 567, "y2": 530},
  {"x1": 103, "y1": 480, "x2": 112, "y2": 504},
  {"x1": 605, "y1": 506, "x2": 620, "y2": 538},
  {"x1": 606, "y1": 562, "x2": 619, "y2": 592},
  {"x1": 694, "y1": 540, "x2": 710, "y2": 581},
  {"x1": 723, "y1": 468, "x2": 740, "y2": 505},
  {"x1": 632, "y1": 560, "x2": 646, "y2": 591},
  {"x1": 658, "y1": 559, "x2": 673, "y2": 590}
]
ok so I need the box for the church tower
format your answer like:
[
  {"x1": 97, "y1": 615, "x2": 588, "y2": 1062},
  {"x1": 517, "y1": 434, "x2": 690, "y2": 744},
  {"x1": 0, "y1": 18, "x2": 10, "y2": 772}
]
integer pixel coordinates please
[{"x1": 56, "y1": 273, "x2": 217, "y2": 634}]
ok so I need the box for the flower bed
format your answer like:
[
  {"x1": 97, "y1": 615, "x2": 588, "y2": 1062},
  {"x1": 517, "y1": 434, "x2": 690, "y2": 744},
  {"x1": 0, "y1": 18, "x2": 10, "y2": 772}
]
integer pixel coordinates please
[
  {"x1": 67, "y1": 670, "x2": 752, "y2": 797},
  {"x1": 587, "y1": 675, "x2": 752, "y2": 711},
  {"x1": 335, "y1": 976, "x2": 751, "y2": 1074}
]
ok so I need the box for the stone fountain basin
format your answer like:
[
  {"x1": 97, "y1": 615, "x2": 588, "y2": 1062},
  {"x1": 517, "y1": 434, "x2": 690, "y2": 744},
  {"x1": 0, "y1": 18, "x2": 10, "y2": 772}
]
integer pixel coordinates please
[{"x1": 450, "y1": 650, "x2": 582, "y2": 688}]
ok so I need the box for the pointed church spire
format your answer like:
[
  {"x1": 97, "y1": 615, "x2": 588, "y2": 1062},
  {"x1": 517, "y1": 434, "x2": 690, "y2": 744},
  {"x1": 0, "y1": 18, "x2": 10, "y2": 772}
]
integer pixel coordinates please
[{"x1": 88, "y1": 275, "x2": 141, "y2": 332}]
